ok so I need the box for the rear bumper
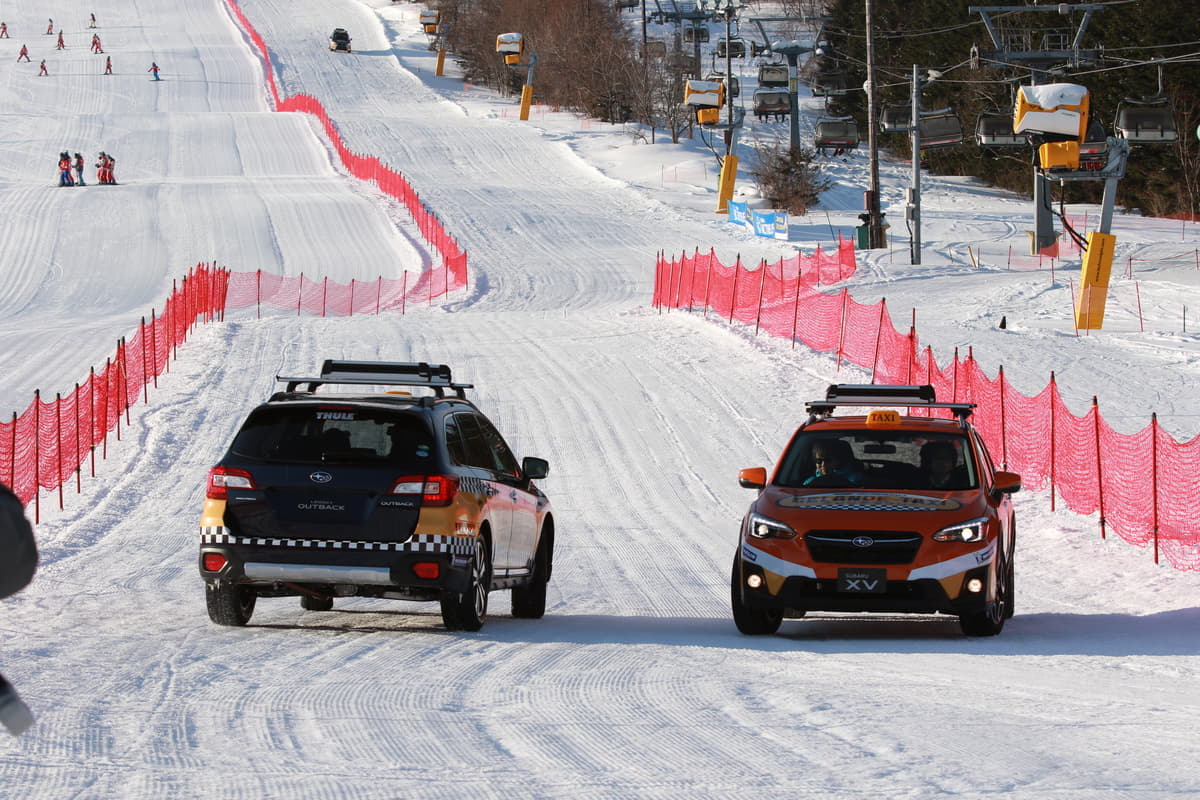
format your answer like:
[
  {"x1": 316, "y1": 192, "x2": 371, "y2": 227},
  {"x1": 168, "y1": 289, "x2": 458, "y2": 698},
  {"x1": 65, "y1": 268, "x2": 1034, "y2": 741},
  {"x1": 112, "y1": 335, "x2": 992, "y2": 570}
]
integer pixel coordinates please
[{"x1": 199, "y1": 530, "x2": 474, "y2": 595}]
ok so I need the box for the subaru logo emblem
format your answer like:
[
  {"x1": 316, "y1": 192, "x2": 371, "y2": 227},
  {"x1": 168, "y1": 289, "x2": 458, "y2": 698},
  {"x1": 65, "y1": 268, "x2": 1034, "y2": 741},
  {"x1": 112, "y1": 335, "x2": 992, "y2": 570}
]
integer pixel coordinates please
[
  {"x1": 851, "y1": 536, "x2": 875, "y2": 548},
  {"x1": 310, "y1": 471, "x2": 333, "y2": 484}
]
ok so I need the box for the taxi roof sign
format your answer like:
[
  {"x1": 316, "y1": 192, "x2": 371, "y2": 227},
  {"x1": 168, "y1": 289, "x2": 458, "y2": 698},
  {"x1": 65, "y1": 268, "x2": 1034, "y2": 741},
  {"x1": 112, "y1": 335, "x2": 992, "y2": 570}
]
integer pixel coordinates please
[{"x1": 866, "y1": 409, "x2": 902, "y2": 428}]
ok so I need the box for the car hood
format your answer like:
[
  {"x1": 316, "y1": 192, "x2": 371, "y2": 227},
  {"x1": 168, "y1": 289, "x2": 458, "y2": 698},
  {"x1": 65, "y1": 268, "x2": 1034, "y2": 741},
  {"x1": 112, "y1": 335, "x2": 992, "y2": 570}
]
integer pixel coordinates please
[{"x1": 756, "y1": 487, "x2": 989, "y2": 527}]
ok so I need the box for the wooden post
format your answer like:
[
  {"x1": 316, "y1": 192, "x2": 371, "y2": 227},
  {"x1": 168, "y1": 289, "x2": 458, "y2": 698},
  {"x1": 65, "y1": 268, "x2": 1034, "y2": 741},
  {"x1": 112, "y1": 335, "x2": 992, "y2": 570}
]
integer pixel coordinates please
[{"x1": 1092, "y1": 396, "x2": 1105, "y2": 540}]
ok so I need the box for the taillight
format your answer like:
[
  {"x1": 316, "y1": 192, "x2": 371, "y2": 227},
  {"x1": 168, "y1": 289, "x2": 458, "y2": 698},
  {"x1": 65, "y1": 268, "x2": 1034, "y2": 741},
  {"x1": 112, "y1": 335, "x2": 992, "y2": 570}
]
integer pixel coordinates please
[
  {"x1": 412, "y1": 562, "x2": 440, "y2": 580},
  {"x1": 203, "y1": 553, "x2": 228, "y2": 572},
  {"x1": 207, "y1": 466, "x2": 257, "y2": 500},
  {"x1": 390, "y1": 475, "x2": 458, "y2": 507}
]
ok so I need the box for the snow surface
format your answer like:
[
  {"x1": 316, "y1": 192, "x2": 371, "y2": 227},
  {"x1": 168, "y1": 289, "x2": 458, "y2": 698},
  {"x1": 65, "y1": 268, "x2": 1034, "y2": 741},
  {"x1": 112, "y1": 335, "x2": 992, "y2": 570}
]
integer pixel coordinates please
[{"x1": 1, "y1": 1, "x2": 1199, "y2": 798}]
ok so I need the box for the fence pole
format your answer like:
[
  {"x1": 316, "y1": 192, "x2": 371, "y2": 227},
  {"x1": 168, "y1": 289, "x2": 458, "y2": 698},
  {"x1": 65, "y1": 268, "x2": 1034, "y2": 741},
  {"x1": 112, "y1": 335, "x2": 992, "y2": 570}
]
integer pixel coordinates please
[
  {"x1": 322, "y1": 277, "x2": 328, "y2": 318},
  {"x1": 1049, "y1": 372, "x2": 1057, "y2": 512},
  {"x1": 150, "y1": 310, "x2": 158, "y2": 387},
  {"x1": 754, "y1": 262, "x2": 766, "y2": 336},
  {"x1": 1151, "y1": 412, "x2": 1160, "y2": 564},
  {"x1": 140, "y1": 319, "x2": 150, "y2": 404},
  {"x1": 257, "y1": 269, "x2": 262, "y2": 320},
  {"x1": 350, "y1": 279, "x2": 355, "y2": 317},
  {"x1": 88, "y1": 367, "x2": 96, "y2": 477},
  {"x1": 33, "y1": 389, "x2": 40, "y2": 524},
  {"x1": 998, "y1": 366, "x2": 1008, "y2": 470},
  {"x1": 702, "y1": 252, "x2": 713, "y2": 319},
  {"x1": 870, "y1": 299, "x2": 886, "y2": 384},
  {"x1": 835, "y1": 288, "x2": 849, "y2": 371},
  {"x1": 73, "y1": 383, "x2": 81, "y2": 494},
  {"x1": 55, "y1": 392, "x2": 63, "y2": 511},
  {"x1": 297, "y1": 273, "x2": 303, "y2": 316},
  {"x1": 790, "y1": 267, "x2": 802, "y2": 349},
  {"x1": 8, "y1": 412, "x2": 15, "y2": 489},
  {"x1": 1091, "y1": 396, "x2": 1105, "y2": 540},
  {"x1": 377, "y1": 276, "x2": 383, "y2": 315},
  {"x1": 728, "y1": 258, "x2": 741, "y2": 325}
]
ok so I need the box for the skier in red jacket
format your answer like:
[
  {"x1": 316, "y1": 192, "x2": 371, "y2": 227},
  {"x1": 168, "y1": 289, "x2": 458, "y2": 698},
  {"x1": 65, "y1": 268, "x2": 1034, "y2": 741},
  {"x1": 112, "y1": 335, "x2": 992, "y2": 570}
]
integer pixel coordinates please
[
  {"x1": 58, "y1": 152, "x2": 74, "y2": 186},
  {"x1": 17, "y1": 44, "x2": 29, "y2": 62}
]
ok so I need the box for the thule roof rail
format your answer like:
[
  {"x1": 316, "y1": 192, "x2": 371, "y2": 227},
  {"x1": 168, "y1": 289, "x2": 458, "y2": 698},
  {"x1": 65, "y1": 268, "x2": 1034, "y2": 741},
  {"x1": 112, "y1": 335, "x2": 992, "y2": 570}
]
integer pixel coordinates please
[
  {"x1": 805, "y1": 384, "x2": 975, "y2": 425},
  {"x1": 276, "y1": 360, "x2": 474, "y2": 399}
]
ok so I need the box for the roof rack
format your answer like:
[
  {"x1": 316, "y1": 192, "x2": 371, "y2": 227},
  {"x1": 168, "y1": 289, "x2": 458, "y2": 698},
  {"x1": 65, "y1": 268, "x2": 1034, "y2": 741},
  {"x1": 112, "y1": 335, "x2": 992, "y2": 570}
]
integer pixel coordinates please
[
  {"x1": 805, "y1": 384, "x2": 975, "y2": 424},
  {"x1": 276, "y1": 360, "x2": 474, "y2": 399}
]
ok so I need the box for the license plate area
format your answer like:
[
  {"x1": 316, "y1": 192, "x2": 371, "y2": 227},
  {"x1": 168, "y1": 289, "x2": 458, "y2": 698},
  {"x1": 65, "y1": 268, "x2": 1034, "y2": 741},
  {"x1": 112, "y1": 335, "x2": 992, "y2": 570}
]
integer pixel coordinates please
[{"x1": 838, "y1": 568, "x2": 887, "y2": 593}]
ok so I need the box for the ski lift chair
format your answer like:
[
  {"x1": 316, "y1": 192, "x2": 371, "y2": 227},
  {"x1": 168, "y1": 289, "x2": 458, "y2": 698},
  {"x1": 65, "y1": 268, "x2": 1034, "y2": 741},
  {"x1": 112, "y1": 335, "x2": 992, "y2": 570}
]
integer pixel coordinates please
[
  {"x1": 750, "y1": 40, "x2": 771, "y2": 58},
  {"x1": 879, "y1": 104, "x2": 912, "y2": 134},
  {"x1": 716, "y1": 37, "x2": 746, "y2": 59},
  {"x1": 975, "y1": 110, "x2": 1024, "y2": 148},
  {"x1": 1114, "y1": 97, "x2": 1178, "y2": 143},
  {"x1": 758, "y1": 63, "x2": 789, "y2": 88},
  {"x1": 706, "y1": 71, "x2": 739, "y2": 98},
  {"x1": 753, "y1": 89, "x2": 791, "y2": 121},
  {"x1": 814, "y1": 116, "x2": 860, "y2": 154},
  {"x1": 685, "y1": 25, "x2": 710, "y2": 44},
  {"x1": 918, "y1": 108, "x2": 964, "y2": 150},
  {"x1": 809, "y1": 68, "x2": 849, "y2": 97}
]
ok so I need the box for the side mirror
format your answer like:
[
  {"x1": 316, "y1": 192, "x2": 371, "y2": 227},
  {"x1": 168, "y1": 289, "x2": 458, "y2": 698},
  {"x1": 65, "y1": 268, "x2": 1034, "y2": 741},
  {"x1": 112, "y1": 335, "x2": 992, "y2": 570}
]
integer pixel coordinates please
[
  {"x1": 738, "y1": 467, "x2": 767, "y2": 490},
  {"x1": 522, "y1": 456, "x2": 549, "y2": 480},
  {"x1": 993, "y1": 471, "x2": 1021, "y2": 496}
]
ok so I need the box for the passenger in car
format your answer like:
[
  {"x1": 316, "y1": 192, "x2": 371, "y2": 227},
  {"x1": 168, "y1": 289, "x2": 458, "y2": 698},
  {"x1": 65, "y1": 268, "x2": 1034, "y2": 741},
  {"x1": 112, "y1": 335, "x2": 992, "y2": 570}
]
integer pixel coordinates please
[
  {"x1": 921, "y1": 441, "x2": 965, "y2": 489},
  {"x1": 803, "y1": 439, "x2": 864, "y2": 487}
]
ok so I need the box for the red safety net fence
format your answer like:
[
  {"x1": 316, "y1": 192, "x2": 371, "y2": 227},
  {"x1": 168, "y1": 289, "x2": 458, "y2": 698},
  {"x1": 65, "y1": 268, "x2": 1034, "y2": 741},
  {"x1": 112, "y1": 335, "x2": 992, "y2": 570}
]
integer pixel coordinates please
[
  {"x1": 654, "y1": 244, "x2": 1200, "y2": 572},
  {"x1": 0, "y1": 264, "x2": 229, "y2": 520},
  {"x1": 223, "y1": 0, "x2": 467, "y2": 292}
]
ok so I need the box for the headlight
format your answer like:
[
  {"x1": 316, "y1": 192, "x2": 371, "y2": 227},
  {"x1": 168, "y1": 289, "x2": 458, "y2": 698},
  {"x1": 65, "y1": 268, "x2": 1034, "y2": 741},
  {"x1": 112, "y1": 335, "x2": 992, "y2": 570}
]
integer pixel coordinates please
[
  {"x1": 746, "y1": 512, "x2": 797, "y2": 540},
  {"x1": 933, "y1": 516, "x2": 988, "y2": 543}
]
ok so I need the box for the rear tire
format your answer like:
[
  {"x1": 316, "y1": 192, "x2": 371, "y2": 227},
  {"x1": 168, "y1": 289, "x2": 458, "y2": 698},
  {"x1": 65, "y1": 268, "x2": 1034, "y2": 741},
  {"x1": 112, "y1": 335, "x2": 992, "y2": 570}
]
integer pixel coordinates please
[
  {"x1": 442, "y1": 537, "x2": 491, "y2": 632},
  {"x1": 206, "y1": 582, "x2": 256, "y2": 626},
  {"x1": 731, "y1": 556, "x2": 782, "y2": 635},
  {"x1": 512, "y1": 534, "x2": 551, "y2": 619}
]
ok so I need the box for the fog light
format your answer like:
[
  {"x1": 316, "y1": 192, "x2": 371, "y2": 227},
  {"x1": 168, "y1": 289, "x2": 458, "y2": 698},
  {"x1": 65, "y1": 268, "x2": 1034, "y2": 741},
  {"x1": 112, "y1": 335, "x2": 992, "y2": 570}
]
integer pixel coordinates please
[
  {"x1": 203, "y1": 553, "x2": 227, "y2": 572},
  {"x1": 966, "y1": 578, "x2": 984, "y2": 593},
  {"x1": 746, "y1": 574, "x2": 763, "y2": 589}
]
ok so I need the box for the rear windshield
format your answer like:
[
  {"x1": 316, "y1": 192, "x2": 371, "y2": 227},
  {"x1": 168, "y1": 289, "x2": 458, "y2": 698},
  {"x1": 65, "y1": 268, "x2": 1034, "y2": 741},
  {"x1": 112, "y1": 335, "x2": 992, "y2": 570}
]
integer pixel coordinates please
[
  {"x1": 776, "y1": 430, "x2": 977, "y2": 491},
  {"x1": 229, "y1": 405, "x2": 435, "y2": 469}
]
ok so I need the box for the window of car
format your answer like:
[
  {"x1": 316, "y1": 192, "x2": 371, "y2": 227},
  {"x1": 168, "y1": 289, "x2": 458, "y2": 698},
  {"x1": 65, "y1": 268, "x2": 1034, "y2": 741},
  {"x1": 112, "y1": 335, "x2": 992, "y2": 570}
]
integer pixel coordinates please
[
  {"x1": 776, "y1": 430, "x2": 977, "y2": 490},
  {"x1": 229, "y1": 406, "x2": 434, "y2": 469},
  {"x1": 445, "y1": 412, "x2": 495, "y2": 470},
  {"x1": 475, "y1": 415, "x2": 521, "y2": 479}
]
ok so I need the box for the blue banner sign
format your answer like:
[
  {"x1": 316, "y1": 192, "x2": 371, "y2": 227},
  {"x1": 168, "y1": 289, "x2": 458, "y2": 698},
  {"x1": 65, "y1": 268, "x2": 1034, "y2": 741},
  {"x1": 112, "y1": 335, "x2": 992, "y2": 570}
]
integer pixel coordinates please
[{"x1": 728, "y1": 201, "x2": 788, "y2": 240}]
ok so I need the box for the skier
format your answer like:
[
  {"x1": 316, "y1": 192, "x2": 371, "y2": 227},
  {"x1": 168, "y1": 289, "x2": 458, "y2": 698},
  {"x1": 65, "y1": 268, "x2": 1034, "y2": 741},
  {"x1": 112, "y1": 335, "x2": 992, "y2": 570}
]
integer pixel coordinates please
[
  {"x1": 96, "y1": 151, "x2": 116, "y2": 184},
  {"x1": 73, "y1": 153, "x2": 86, "y2": 186},
  {"x1": 55, "y1": 31, "x2": 63, "y2": 50},
  {"x1": 17, "y1": 44, "x2": 29, "y2": 62},
  {"x1": 103, "y1": 55, "x2": 111, "y2": 75},
  {"x1": 45, "y1": 19, "x2": 53, "y2": 35},
  {"x1": 91, "y1": 34, "x2": 102, "y2": 53},
  {"x1": 0, "y1": 22, "x2": 9, "y2": 38},
  {"x1": 148, "y1": 62, "x2": 160, "y2": 81},
  {"x1": 58, "y1": 152, "x2": 74, "y2": 186},
  {"x1": 89, "y1": 13, "x2": 97, "y2": 29},
  {"x1": 38, "y1": 59, "x2": 47, "y2": 76}
]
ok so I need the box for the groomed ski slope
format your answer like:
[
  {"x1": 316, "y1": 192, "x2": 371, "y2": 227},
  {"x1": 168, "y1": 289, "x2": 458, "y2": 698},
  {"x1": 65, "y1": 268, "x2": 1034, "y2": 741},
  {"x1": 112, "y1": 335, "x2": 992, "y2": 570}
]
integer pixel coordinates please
[{"x1": 1, "y1": 1, "x2": 1198, "y2": 798}]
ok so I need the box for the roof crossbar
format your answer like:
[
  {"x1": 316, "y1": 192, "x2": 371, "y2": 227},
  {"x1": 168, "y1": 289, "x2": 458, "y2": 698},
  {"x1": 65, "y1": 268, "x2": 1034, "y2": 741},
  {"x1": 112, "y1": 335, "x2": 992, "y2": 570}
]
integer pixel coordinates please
[
  {"x1": 277, "y1": 360, "x2": 474, "y2": 398},
  {"x1": 805, "y1": 384, "x2": 975, "y2": 424}
]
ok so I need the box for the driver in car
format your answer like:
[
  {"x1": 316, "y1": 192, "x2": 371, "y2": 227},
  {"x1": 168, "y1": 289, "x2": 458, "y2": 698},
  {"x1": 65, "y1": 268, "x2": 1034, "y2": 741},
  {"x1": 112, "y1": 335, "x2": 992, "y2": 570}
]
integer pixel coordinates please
[{"x1": 803, "y1": 438, "x2": 864, "y2": 487}]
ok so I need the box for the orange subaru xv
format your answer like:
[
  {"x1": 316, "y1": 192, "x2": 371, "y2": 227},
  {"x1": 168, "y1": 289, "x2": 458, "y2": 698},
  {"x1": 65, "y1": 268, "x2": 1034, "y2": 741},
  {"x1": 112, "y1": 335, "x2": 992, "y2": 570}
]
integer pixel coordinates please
[{"x1": 732, "y1": 384, "x2": 1021, "y2": 637}]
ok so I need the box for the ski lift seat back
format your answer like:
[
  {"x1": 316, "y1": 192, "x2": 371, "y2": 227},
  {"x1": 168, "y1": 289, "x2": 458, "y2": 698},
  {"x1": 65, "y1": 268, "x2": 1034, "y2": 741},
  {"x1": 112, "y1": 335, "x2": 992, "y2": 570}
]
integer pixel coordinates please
[
  {"x1": 918, "y1": 108, "x2": 964, "y2": 150},
  {"x1": 1114, "y1": 97, "x2": 1178, "y2": 143},
  {"x1": 976, "y1": 110, "x2": 1024, "y2": 148},
  {"x1": 815, "y1": 116, "x2": 860, "y2": 150},
  {"x1": 879, "y1": 104, "x2": 911, "y2": 134}
]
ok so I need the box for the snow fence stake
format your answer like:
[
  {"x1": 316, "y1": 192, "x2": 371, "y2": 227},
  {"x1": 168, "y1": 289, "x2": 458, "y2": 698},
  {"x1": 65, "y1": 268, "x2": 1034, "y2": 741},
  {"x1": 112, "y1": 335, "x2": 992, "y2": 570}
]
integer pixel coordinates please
[{"x1": 1092, "y1": 396, "x2": 1105, "y2": 540}]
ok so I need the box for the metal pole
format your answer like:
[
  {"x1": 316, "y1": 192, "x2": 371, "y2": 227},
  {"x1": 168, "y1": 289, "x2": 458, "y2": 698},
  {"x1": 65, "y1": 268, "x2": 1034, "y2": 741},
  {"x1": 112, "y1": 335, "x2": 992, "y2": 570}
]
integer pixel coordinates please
[
  {"x1": 910, "y1": 64, "x2": 922, "y2": 264},
  {"x1": 865, "y1": 0, "x2": 884, "y2": 248}
]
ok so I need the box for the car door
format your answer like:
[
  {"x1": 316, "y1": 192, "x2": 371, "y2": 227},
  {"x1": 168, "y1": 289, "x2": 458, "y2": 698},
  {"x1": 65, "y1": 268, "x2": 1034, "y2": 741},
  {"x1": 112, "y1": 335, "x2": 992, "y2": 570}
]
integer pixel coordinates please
[
  {"x1": 446, "y1": 412, "x2": 512, "y2": 569},
  {"x1": 475, "y1": 414, "x2": 538, "y2": 576}
]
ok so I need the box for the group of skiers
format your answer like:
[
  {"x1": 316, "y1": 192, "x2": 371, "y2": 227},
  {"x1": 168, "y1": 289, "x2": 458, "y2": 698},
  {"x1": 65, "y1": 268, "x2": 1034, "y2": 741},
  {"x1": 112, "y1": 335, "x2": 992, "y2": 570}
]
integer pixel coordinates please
[
  {"x1": 57, "y1": 151, "x2": 116, "y2": 187},
  {"x1": 7, "y1": 13, "x2": 138, "y2": 78}
]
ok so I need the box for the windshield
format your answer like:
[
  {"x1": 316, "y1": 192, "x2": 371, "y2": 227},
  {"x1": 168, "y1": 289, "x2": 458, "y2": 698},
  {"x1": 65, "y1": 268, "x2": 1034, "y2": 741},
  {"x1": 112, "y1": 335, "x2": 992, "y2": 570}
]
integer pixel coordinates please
[
  {"x1": 775, "y1": 430, "x2": 977, "y2": 490},
  {"x1": 229, "y1": 405, "x2": 434, "y2": 469}
]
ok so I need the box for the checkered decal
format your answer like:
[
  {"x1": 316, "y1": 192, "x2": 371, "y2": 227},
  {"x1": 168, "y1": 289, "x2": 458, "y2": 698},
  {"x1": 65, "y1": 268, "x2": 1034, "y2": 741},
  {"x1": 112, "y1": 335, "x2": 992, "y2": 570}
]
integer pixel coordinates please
[{"x1": 200, "y1": 526, "x2": 475, "y2": 555}]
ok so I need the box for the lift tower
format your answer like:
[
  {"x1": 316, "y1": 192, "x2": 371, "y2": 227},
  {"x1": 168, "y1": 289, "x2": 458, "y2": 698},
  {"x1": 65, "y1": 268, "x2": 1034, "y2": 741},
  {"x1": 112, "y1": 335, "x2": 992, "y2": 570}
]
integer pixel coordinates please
[{"x1": 969, "y1": 3, "x2": 1106, "y2": 253}]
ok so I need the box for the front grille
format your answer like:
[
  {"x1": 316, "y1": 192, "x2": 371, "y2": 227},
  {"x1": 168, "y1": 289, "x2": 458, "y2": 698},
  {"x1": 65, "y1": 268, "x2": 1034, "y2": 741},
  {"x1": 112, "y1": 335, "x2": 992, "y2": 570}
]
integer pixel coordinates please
[{"x1": 805, "y1": 530, "x2": 923, "y2": 564}]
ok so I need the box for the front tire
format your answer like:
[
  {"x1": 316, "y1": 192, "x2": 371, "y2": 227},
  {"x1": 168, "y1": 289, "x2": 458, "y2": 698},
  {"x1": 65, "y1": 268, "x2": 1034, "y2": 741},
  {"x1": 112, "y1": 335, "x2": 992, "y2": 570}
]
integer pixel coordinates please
[
  {"x1": 959, "y1": 546, "x2": 1011, "y2": 637},
  {"x1": 442, "y1": 537, "x2": 491, "y2": 632},
  {"x1": 731, "y1": 556, "x2": 782, "y2": 635},
  {"x1": 206, "y1": 581, "x2": 256, "y2": 626}
]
